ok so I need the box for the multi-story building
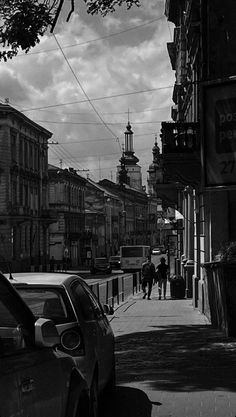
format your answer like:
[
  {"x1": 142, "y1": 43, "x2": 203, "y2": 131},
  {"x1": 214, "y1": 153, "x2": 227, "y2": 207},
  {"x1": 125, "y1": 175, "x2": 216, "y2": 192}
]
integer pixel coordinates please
[
  {"x1": 48, "y1": 165, "x2": 86, "y2": 268},
  {"x1": 163, "y1": 0, "x2": 236, "y2": 306},
  {"x1": 84, "y1": 178, "x2": 122, "y2": 260},
  {"x1": 0, "y1": 103, "x2": 53, "y2": 272}
]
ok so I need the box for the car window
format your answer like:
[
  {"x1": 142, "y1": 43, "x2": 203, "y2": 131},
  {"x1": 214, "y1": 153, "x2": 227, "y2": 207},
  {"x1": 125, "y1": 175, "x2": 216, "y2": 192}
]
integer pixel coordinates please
[
  {"x1": 0, "y1": 299, "x2": 27, "y2": 355},
  {"x1": 70, "y1": 282, "x2": 96, "y2": 321},
  {"x1": 17, "y1": 288, "x2": 73, "y2": 324},
  {"x1": 81, "y1": 283, "x2": 104, "y2": 319}
]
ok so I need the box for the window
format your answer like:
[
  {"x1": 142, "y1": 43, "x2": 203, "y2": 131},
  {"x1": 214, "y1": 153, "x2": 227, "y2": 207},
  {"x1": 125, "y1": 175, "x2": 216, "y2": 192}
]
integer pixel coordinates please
[
  {"x1": 19, "y1": 137, "x2": 23, "y2": 165},
  {"x1": 81, "y1": 283, "x2": 104, "y2": 319},
  {"x1": 24, "y1": 141, "x2": 28, "y2": 168},
  {"x1": 29, "y1": 143, "x2": 33, "y2": 169},
  {"x1": 34, "y1": 145, "x2": 38, "y2": 171},
  {"x1": 121, "y1": 246, "x2": 143, "y2": 257},
  {"x1": 11, "y1": 131, "x2": 17, "y2": 162},
  {"x1": 11, "y1": 179, "x2": 17, "y2": 206},
  {"x1": 71, "y1": 281, "x2": 96, "y2": 321},
  {"x1": 24, "y1": 184, "x2": 28, "y2": 207},
  {"x1": 17, "y1": 288, "x2": 74, "y2": 325},
  {"x1": 19, "y1": 180, "x2": 23, "y2": 205}
]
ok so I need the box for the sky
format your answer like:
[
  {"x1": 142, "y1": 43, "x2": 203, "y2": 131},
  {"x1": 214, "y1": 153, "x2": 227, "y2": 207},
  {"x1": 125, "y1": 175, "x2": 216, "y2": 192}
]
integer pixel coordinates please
[{"x1": 0, "y1": 0, "x2": 175, "y2": 187}]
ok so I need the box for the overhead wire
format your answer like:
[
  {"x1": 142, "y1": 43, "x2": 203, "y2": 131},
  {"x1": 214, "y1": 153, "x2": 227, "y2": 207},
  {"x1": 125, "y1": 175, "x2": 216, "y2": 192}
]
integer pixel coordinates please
[
  {"x1": 56, "y1": 131, "x2": 158, "y2": 144},
  {"x1": 57, "y1": 143, "x2": 89, "y2": 171},
  {"x1": 35, "y1": 119, "x2": 166, "y2": 125},
  {"x1": 49, "y1": 144, "x2": 97, "y2": 180},
  {"x1": 44, "y1": 34, "x2": 122, "y2": 152},
  {"x1": 24, "y1": 104, "x2": 171, "y2": 116},
  {"x1": 17, "y1": 16, "x2": 165, "y2": 57},
  {"x1": 20, "y1": 85, "x2": 173, "y2": 113}
]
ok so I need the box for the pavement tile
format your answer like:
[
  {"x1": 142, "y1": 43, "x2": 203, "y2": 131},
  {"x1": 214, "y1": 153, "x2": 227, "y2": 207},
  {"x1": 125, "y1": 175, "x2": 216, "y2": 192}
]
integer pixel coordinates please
[{"x1": 106, "y1": 285, "x2": 236, "y2": 417}]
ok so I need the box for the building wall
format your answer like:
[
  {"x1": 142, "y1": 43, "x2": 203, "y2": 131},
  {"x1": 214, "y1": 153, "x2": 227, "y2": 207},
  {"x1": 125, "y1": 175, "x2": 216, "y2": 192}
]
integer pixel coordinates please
[
  {"x1": 48, "y1": 167, "x2": 86, "y2": 268},
  {"x1": 0, "y1": 105, "x2": 51, "y2": 272}
]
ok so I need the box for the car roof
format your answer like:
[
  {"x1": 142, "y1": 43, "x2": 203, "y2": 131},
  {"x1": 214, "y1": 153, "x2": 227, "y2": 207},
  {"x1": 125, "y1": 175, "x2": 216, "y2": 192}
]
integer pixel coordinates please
[{"x1": 5, "y1": 272, "x2": 83, "y2": 286}]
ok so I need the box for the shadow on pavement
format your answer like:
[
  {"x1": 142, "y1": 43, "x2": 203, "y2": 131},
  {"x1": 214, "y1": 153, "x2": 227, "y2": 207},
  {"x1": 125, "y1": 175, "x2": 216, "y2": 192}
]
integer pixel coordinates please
[
  {"x1": 115, "y1": 324, "x2": 236, "y2": 392},
  {"x1": 99, "y1": 386, "x2": 158, "y2": 417}
]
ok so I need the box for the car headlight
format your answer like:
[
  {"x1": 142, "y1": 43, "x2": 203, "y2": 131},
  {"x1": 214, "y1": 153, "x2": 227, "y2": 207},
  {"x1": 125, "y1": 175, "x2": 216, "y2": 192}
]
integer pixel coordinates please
[{"x1": 61, "y1": 329, "x2": 83, "y2": 351}]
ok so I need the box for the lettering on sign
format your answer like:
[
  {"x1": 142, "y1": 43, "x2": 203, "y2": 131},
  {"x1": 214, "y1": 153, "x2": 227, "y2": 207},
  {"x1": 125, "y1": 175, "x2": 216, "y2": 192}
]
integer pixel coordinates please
[{"x1": 215, "y1": 98, "x2": 236, "y2": 153}]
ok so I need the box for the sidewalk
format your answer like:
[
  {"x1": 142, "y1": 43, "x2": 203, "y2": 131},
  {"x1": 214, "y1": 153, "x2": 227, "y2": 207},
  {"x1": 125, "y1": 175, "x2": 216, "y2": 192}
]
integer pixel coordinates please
[{"x1": 105, "y1": 283, "x2": 236, "y2": 417}]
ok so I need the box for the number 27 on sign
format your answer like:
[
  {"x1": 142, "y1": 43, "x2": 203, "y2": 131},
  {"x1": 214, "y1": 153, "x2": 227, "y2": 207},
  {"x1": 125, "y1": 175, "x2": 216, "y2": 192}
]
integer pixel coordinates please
[{"x1": 220, "y1": 160, "x2": 235, "y2": 174}]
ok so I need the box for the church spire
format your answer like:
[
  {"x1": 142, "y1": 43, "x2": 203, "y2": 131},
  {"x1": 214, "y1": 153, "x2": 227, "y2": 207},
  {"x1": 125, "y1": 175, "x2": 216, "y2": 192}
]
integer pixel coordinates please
[{"x1": 116, "y1": 119, "x2": 143, "y2": 191}]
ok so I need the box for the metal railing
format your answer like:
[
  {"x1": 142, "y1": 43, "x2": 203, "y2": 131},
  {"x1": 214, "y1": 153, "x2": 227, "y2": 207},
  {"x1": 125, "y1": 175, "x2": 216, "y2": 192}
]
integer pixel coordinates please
[{"x1": 88, "y1": 271, "x2": 142, "y2": 308}]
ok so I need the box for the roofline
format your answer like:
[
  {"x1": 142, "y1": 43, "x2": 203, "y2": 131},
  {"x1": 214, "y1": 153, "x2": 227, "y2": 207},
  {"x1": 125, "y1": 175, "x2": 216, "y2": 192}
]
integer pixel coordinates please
[
  {"x1": 86, "y1": 178, "x2": 121, "y2": 201},
  {"x1": 0, "y1": 104, "x2": 52, "y2": 138}
]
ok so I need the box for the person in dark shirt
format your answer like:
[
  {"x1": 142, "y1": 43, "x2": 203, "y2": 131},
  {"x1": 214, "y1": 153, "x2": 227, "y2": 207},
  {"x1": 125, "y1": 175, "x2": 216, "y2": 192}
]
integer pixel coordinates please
[
  {"x1": 156, "y1": 257, "x2": 169, "y2": 300},
  {"x1": 141, "y1": 255, "x2": 156, "y2": 300}
]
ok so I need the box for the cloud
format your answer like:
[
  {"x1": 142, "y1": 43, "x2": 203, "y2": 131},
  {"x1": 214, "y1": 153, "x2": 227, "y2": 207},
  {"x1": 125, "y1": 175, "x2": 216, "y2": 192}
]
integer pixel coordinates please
[{"x1": 2, "y1": 0, "x2": 175, "y2": 185}]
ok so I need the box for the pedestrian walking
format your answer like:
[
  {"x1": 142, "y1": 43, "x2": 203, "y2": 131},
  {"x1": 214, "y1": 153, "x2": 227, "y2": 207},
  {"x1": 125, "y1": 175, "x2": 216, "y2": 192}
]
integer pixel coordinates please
[
  {"x1": 156, "y1": 257, "x2": 169, "y2": 300},
  {"x1": 141, "y1": 255, "x2": 156, "y2": 300},
  {"x1": 49, "y1": 256, "x2": 55, "y2": 272}
]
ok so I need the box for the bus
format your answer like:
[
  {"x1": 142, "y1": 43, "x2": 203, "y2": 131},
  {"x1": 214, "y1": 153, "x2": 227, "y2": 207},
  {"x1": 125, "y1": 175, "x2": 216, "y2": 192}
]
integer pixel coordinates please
[{"x1": 120, "y1": 245, "x2": 151, "y2": 272}]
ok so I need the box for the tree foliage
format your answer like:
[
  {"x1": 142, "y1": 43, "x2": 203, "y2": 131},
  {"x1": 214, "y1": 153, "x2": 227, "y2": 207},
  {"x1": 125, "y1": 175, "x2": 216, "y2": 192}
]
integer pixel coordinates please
[{"x1": 0, "y1": 0, "x2": 140, "y2": 61}]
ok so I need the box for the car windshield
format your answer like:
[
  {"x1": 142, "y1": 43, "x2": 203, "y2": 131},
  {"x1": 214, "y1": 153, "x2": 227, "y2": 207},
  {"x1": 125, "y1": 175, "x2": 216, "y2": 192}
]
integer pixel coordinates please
[
  {"x1": 110, "y1": 256, "x2": 120, "y2": 261},
  {"x1": 17, "y1": 288, "x2": 75, "y2": 324},
  {"x1": 95, "y1": 258, "x2": 108, "y2": 264},
  {"x1": 121, "y1": 247, "x2": 143, "y2": 257}
]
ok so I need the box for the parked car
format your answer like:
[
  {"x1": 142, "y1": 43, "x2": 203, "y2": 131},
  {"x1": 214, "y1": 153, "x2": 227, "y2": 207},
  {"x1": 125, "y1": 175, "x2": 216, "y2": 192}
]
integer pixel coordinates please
[
  {"x1": 90, "y1": 257, "x2": 112, "y2": 274},
  {"x1": 0, "y1": 272, "x2": 90, "y2": 417},
  {"x1": 8, "y1": 272, "x2": 115, "y2": 417},
  {"x1": 109, "y1": 255, "x2": 121, "y2": 270}
]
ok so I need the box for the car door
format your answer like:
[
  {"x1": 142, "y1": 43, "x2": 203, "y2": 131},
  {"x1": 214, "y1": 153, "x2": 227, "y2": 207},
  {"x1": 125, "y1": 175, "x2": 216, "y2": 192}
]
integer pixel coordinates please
[
  {"x1": 0, "y1": 298, "x2": 23, "y2": 417},
  {"x1": 81, "y1": 282, "x2": 115, "y2": 387},
  {"x1": 70, "y1": 280, "x2": 114, "y2": 389},
  {"x1": 0, "y1": 275, "x2": 67, "y2": 417},
  {"x1": 19, "y1": 348, "x2": 67, "y2": 417}
]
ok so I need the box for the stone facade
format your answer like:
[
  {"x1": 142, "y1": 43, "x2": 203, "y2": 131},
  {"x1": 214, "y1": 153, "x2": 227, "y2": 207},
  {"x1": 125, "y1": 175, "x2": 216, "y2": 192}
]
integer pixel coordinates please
[
  {"x1": 0, "y1": 104, "x2": 52, "y2": 272},
  {"x1": 48, "y1": 165, "x2": 86, "y2": 269}
]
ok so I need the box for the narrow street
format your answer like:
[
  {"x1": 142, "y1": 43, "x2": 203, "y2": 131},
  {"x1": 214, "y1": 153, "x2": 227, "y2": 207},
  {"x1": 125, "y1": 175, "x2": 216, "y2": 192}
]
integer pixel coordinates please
[{"x1": 101, "y1": 284, "x2": 236, "y2": 417}]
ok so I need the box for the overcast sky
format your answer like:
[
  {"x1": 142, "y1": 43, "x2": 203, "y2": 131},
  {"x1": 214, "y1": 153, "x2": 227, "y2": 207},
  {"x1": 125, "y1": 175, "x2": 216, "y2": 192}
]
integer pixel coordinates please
[{"x1": 0, "y1": 0, "x2": 175, "y2": 186}]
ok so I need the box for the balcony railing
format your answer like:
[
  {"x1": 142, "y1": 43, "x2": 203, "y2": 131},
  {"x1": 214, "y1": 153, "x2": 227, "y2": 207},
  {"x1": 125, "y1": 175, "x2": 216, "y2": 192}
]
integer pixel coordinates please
[
  {"x1": 161, "y1": 121, "x2": 199, "y2": 153},
  {"x1": 160, "y1": 121, "x2": 201, "y2": 187}
]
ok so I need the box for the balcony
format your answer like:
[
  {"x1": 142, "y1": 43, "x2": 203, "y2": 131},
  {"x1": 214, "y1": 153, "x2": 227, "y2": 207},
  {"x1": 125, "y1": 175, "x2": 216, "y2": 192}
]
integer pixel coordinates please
[
  {"x1": 155, "y1": 183, "x2": 180, "y2": 208},
  {"x1": 40, "y1": 209, "x2": 57, "y2": 224},
  {"x1": 161, "y1": 121, "x2": 201, "y2": 187}
]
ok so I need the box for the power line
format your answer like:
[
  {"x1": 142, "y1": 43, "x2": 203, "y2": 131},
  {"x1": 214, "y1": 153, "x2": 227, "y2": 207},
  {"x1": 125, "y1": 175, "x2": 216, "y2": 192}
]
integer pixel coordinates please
[
  {"x1": 20, "y1": 85, "x2": 173, "y2": 113},
  {"x1": 57, "y1": 143, "x2": 89, "y2": 171},
  {"x1": 48, "y1": 130, "x2": 159, "y2": 146},
  {"x1": 17, "y1": 16, "x2": 165, "y2": 57},
  {"x1": 35, "y1": 119, "x2": 166, "y2": 125},
  {"x1": 53, "y1": 34, "x2": 122, "y2": 152},
  {"x1": 49, "y1": 143, "x2": 160, "y2": 160},
  {"x1": 49, "y1": 145, "x2": 97, "y2": 180},
  {"x1": 27, "y1": 104, "x2": 171, "y2": 116}
]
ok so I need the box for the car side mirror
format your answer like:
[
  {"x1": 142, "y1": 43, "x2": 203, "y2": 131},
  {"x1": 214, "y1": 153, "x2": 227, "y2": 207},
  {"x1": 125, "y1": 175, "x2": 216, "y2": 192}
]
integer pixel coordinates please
[
  {"x1": 34, "y1": 318, "x2": 60, "y2": 348},
  {"x1": 103, "y1": 304, "x2": 114, "y2": 315}
]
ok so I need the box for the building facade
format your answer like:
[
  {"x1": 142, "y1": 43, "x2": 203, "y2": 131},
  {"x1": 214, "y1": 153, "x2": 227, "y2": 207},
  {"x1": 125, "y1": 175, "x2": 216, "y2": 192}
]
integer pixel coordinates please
[
  {"x1": 163, "y1": 0, "x2": 236, "y2": 307},
  {"x1": 48, "y1": 165, "x2": 86, "y2": 269},
  {"x1": 84, "y1": 179, "x2": 122, "y2": 260},
  {"x1": 0, "y1": 104, "x2": 53, "y2": 272}
]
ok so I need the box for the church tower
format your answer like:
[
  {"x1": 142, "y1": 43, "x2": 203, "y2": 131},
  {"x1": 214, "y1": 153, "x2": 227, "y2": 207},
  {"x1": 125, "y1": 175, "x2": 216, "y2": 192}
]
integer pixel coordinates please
[
  {"x1": 147, "y1": 134, "x2": 163, "y2": 196},
  {"x1": 117, "y1": 121, "x2": 143, "y2": 191}
]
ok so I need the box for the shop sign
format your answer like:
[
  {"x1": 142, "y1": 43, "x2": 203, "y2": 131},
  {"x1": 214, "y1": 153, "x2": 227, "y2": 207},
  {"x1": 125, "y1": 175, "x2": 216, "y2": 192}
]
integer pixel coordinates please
[{"x1": 203, "y1": 79, "x2": 236, "y2": 187}]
